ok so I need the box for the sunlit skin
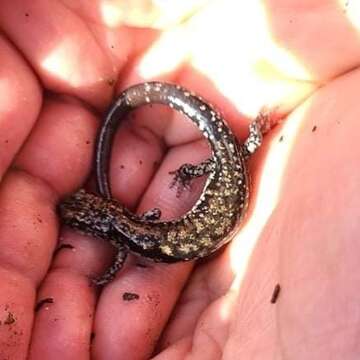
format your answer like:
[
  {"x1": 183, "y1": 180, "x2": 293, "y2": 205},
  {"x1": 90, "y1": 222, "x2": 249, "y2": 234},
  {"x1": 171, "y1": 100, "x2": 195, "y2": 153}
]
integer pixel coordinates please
[{"x1": 0, "y1": 1, "x2": 360, "y2": 359}]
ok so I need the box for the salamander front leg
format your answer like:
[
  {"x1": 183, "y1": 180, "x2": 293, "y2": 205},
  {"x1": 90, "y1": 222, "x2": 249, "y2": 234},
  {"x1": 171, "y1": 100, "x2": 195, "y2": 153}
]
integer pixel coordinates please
[
  {"x1": 92, "y1": 243, "x2": 128, "y2": 286},
  {"x1": 169, "y1": 158, "x2": 215, "y2": 197}
]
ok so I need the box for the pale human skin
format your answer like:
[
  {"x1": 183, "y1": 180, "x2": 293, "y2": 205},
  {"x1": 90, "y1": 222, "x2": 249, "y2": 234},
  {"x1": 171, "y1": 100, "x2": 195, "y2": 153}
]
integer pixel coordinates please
[{"x1": 0, "y1": 1, "x2": 360, "y2": 359}]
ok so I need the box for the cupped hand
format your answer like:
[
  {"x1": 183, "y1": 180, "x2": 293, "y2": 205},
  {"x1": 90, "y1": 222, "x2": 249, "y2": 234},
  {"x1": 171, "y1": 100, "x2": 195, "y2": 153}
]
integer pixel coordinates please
[{"x1": 0, "y1": 1, "x2": 359, "y2": 359}]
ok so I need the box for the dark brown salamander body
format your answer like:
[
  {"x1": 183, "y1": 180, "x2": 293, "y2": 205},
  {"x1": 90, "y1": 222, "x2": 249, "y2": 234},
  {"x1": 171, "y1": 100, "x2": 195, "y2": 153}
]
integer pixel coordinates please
[{"x1": 59, "y1": 82, "x2": 271, "y2": 285}]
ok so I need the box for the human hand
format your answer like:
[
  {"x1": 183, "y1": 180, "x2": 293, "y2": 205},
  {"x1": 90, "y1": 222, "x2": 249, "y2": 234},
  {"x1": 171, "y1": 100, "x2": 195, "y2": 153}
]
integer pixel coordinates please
[{"x1": 0, "y1": 1, "x2": 359, "y2": 359}]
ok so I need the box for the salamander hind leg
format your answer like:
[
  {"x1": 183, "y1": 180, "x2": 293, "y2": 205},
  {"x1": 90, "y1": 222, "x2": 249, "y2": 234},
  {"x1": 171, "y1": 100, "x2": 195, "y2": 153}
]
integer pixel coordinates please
[
  {"x1": 169, "y1": 158, "x2": 215, "y2": 197},
  {"x1": 92, "y1": 244, "x2": 128, "y2": 286},
  {"x1": 242, "y1": 109, "x2": 275, "y2": 158}
]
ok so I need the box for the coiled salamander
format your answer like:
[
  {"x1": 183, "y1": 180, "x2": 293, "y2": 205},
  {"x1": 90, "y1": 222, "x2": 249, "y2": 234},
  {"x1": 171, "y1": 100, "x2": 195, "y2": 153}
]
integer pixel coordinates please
[{"x1": 59, "y1": 82, "x2": 272, "y2": 285}]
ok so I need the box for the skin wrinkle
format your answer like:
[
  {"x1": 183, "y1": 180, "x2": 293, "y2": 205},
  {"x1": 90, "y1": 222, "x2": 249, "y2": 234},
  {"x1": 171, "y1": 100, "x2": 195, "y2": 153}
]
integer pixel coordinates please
[
  {"x1": 10, "y1": 166, "x2": 60, "y2": 204},
  {"x1": 128, "y1": 123, "x2": 166, "y2": 152},
  {"x1": 193, "y1": 327, "x2": 224, "y2": 360}
]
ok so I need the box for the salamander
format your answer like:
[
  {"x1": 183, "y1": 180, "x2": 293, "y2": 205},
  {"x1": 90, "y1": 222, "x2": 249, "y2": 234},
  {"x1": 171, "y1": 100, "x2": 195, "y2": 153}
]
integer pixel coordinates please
[{"x1": 59, "y1": 82, "x2": 273, "y2": 285}]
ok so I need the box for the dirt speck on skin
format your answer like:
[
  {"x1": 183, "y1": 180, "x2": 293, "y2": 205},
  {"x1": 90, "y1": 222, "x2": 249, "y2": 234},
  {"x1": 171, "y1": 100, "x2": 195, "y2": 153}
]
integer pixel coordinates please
[
  {"x1": 312, "y1": 125, "x2": 317, "y2": 132},
  {"x1": 279, "y1": 135, "x2": 284, "y2": 142},
  {"x1": 122, "y1": 292, "x2": 140, "y2": 301},
  {"x1": 4, "y1": 312, "x2": 16, "y2": 325},
  {"x1": 270, "y1": 283, "x2": 281, "y2": 304},
  {"x1": 0, "y1": 304, "x2": 24, "y2": 355}
]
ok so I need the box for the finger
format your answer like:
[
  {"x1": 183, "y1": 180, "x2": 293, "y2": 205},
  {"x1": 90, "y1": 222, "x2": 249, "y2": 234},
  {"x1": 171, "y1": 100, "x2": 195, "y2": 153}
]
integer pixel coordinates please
[
  {"x1": 105, "y1": 121, "x2": 165, "y2": 209},
  {"x1": 0, "y1": 35, "x2": 42, "y2": 359},
  {"x1": 0, "y1": 0, "x2": 154, "y2": 109},
  {"x1": 3, "y1": 98, "x2": 97, "y2": 359},
  {"x1": 0, "y1": 34, "x2": 41, "y2": 180},
  {"x1": 28, "y1": 234, "x2": 97, "y2": 360},
  {"x1": 0, "y1": 171, "x2": 58, "y2": 359}
]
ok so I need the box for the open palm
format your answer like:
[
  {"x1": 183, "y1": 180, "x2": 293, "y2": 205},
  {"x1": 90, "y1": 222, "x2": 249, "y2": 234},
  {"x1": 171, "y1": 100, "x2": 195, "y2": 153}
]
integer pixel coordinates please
[{"x1": 0, "y1": 1, "x2": 359, "y2": 359}]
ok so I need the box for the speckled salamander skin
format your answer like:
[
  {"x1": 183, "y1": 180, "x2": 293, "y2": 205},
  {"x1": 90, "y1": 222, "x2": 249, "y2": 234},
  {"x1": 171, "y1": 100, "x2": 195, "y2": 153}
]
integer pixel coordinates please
[{"x1": 59, "y1": 82, "x2": 269, "y2": 279}]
